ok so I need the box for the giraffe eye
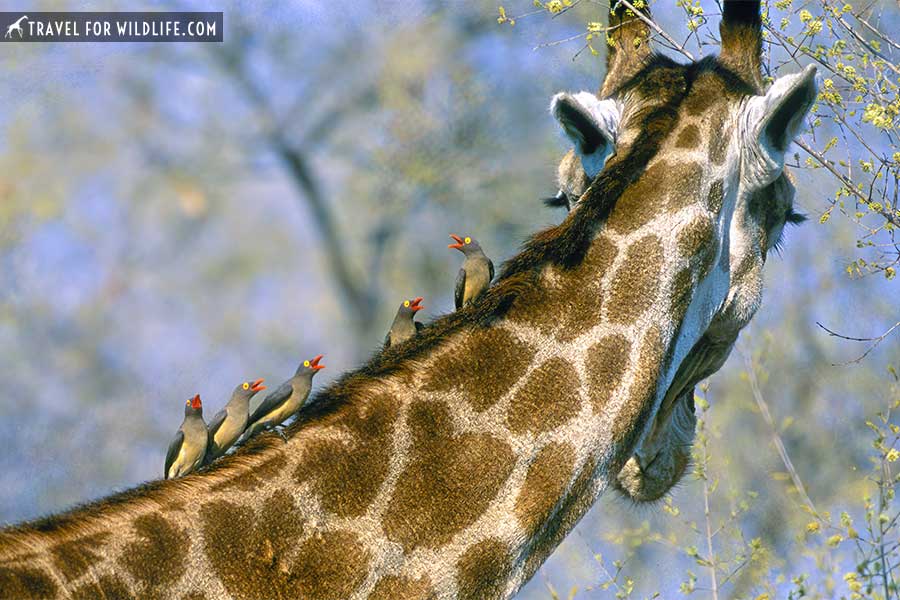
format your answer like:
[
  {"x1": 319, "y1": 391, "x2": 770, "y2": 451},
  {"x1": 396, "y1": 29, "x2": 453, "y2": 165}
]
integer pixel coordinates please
[
  {"x1": 304, "y1": 360, "x2": 311, "y2": 367},
  {"x1": 404, "y1": 300, "x2": 410, "y2": 307},
  {"x1": 464, "y1": 237, "x2": 471, "y2": 244},
  {"x1": 242, "y1": 382, "x2": 249, "y2": 390}
]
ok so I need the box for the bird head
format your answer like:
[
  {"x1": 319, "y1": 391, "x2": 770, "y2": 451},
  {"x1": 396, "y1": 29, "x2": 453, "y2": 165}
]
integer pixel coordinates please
[
  {"x1": 236, "y1": 378, "x2": 266, "y2": 399},
  {"x1": 398, "y1": 296, "x2": 424, "y2": 317},
  {"x1": 296, "y1": 354, "x2": 325, "y2": 377},
  {"x1": 184, "y1": 394, "x2": 202, "y2": 415},
  {"x1": 448, "y1": 233, "x2": 481, "y2": 256}
]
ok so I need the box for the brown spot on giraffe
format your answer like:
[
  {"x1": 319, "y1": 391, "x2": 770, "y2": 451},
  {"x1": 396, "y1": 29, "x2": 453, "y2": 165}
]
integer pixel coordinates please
[
  {"x1": 295, "y1": 393, "x2": 400, "y2": 517},
  {"x1": 707, "y1": 179, "x2": 725, "y2": 213},
  {"x1": 383, "y1": 400, "x2": 516, "y2": 551},
  {"x1": 0, "y1": 565, "x2": 58, "y2": 599},
  {"x1": 50, "y1": 531, "x2": 110, "y2": 581},
  {"x1": 612, "y1": 326, "x2": 666, "y2": 457},
  {"x1": 515, "y1": 442, "x2": 576, "y2": 537},
  {"x1": 677, "y1": 213, "x2": 717, "y2": 276},
  {"x1": 290, "y1": 530, "x2": 371, "y2": 599},
  {"x1": 521, "y1": 456, "x2": 598, "y2": 583},
  {"x1": 506, "y1": 358, "x2": 580, "y2": 435},
  {"x1": 69, "y1": 575, "x2": 134, "y2": 600},
  {"x1": 422, "y1": 328, "x2": 532, "y2": 412},
  {"x1": 669, "y1": 266, "x2": 695, "y2": 326},
  {"x1": 456, "y1": 538, "x2": 514, "y2": 600},
  {"x1": 585, "y1": 334, "x2": 631, "y2": 413},
  {"x1": 606, "y1": 161, "x2": 670, "y2": 234},
  {"x1": 607, "y1": 235, "x2": 663, "y2": 324},
  {"x1": 181, "y1": 593, "x2": 208, "y2": 600},
  {"x1": 507, "y1": 236, "x2": 616, "y2": 340},
  {"x1": 675, "y1": 124, "x2": 700, "y2": 148},
  {"x1": 200, "y1": 489, "x2": 307, "y2": 598},
  {"x1": 504, "y1": 270, "x2": 566, "y2": 336},
  {"x1": 663, "y1": 162, "x2": 704, "y2": 213},
  {"x1": 370, "y1": 575, "x2": 435, "y2": 600},
  {"x1": 556, "y1": 236, "x2": 618, "y2": 342},
  {"x1": 121, "y1": 513, "x2": 189, "y2": 595}
]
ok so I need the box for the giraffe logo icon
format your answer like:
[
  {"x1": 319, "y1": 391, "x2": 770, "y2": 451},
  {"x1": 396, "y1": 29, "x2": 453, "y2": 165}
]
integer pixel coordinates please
[{"x1": 4, "y1": 15, "x2": 28, "y2": 39}]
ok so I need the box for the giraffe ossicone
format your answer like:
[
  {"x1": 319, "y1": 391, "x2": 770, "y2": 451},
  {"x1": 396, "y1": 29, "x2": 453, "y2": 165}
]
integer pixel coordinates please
[{"x1": 0, "y1": 2, "x2": 816, "y2": 598}]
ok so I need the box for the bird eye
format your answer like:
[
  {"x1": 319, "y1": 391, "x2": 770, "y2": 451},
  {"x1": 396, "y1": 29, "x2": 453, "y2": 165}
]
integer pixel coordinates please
[
  {"x1": 242, "y1": 382, "x2": 249, "y2": 390},
  {"x1": 304, "y1": 360, "x2": 311, "y2": 367},
  {"x1": 404, "y1": 300, "x2": 410, "y2": 307},
  {"x1": 464, "y1": 237, "x2": 471, "y2": 244}
]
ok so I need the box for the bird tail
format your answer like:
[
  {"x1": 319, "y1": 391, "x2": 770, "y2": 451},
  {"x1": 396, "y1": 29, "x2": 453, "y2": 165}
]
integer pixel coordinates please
[{"x1": 542, "y1": 190, "x2": 570, "y2": 210}]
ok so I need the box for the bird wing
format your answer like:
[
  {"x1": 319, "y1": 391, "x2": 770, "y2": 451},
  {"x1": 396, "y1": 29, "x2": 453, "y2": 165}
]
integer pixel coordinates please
[
  {"x1": 415, "y1": 321, "x2": 424, "y2": 333},
  {"x1": 164, "y1": 430, "x2": 184, "y2": 479},
  {"x1": 454, "y1": 267, "x2": 466, "y2": 310},
  {"x1": 206, "y1": 409, "x2": 228, "y2": 444},
  {"x1": 248, "y1": 381, "x2": 292, "y2": 425},
  {"x1": 487, "y1": 258, "x2": 495, "y2": 283}
]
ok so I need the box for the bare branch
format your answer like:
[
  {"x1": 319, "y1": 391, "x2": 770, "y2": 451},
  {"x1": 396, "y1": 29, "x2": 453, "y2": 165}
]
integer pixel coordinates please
[
  {"x1": 210, "y1": 39, "x2": 378, "y2": 330},
  {"x1": 795, "y1": 139, "x2": 900, "y2": 229},
  {"x1": 743, "y1": 352, "x2": 820, "y2": 516},
  {"x1": 816, "y1": 320, "x2": 900, "y2": 365}
]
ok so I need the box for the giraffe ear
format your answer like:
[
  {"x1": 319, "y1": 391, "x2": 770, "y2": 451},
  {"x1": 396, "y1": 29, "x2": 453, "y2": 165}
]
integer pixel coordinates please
[
  {"x1": 551, "y1": 92, "x2": 620, "y2": 179},
  {"x1": 743, "y1": 65, "x2": 818, "y2": 185}
]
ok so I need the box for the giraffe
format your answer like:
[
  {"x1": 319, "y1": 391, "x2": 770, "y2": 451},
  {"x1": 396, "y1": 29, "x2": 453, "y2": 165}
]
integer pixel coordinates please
[{"x1": 0, "y1": 2, "x2": 817, "y2": 598}]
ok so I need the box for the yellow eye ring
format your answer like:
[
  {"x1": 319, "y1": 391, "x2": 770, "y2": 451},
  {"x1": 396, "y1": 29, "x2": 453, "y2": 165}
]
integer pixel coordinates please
[
  {"x1": 242, "y1": 382, "x2": 249, "y2": 390},
  {"x1": 403, "y1": 300, "x2": 410, "y2": 307},
  {"x1": 464, "y1": 237, "x2": 471, "y2": 244},
  {"x1": 304, "y1": 360, "x2": 311, "y2": 367}
]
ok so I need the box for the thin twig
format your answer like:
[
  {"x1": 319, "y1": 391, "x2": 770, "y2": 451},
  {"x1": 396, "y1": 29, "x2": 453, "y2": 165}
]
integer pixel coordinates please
[
  {"x1": 796, "y1": 139, "x2": 900, "y2": 229},
  {"x1": 816, "y1": 320, "x2": 900, "y2": 365},
  {"x1": 743, "y1": 353, "x2": 819, "y2": 516},
  {"x1": 702, "y1": 462, "x2": 720, "y2": 600},
  {"x1": 852, "y1": 9, "x2": 900, "y2": 51}
]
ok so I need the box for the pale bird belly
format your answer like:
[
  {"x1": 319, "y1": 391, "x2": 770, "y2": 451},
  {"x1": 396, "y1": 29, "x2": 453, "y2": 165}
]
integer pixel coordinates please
[
  {"x1": 171, "y1": 444, "x2": 202, "y2": 478},
  {"x1": 464, "y1": 269, "x2": 490, "y2": 304},
  {"x1": 264, "y1": 396, "x2": 298, "y2": 426},
  {"x1": 214, "y1": 417, "x2": 245, "y2": 449}
]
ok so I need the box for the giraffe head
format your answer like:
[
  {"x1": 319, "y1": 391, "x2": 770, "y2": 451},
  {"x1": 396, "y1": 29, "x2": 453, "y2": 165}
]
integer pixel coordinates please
[{"x1": 548, "y1": 3, "x2": 815, "y2": 502}]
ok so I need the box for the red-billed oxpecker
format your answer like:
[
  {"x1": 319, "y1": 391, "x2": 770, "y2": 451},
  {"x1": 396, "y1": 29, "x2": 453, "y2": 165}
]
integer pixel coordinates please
[
  {"x1": 448, "y1": 234, "x2": 494, "y2": 310},
  {"x1": 164, "y1": 394, "x2": 208, "y2": 479},
  {"x1": 205, "y1": 378, "x2": 266, "y2": 463},
  {"x1": 384, "y1": 297, "x2": 425, "y2": 349},
  {"x1": 243, "y1": 355, "x2": 325, "y2": 440}
]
